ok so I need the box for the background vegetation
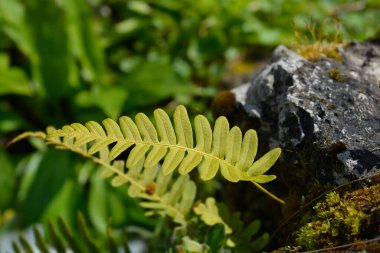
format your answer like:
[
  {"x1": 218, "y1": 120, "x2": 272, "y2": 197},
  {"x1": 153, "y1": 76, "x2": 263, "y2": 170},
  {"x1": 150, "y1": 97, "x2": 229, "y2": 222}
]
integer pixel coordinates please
[{"x1": 1, "y1": 0, "x2": 379, "y2": 252}]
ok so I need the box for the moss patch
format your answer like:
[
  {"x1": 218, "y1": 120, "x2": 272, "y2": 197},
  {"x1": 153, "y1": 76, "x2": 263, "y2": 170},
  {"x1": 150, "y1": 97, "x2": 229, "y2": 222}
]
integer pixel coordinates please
[
  {"x1": 296, "y1": 42, "x2": 343, "y2": 62},
  {"x1": 295, "y1": 184, "x2": 380, "y2": 250},
  {"x1": 292, "y1": 22, "x2": 344, "y2": 62},
  {"x1": 328, "y1": 68, "x2": 346, "y2": 82}
]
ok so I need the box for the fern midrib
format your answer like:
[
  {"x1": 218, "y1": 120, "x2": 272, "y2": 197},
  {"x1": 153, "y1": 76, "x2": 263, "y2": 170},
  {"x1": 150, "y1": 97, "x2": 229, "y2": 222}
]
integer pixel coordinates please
[
  {"x1": 97, "y1": 136, "x2": 242, "y2": 173},
  {"x1": 47, "y1": 139, "x2": 187, "y2": 225}
]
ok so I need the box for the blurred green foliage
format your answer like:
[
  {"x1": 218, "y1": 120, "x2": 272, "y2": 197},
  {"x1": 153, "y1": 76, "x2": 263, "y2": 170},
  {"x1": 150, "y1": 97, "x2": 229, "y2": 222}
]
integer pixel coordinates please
[
  {"x1": 12, "y1": 212, "x2": 132, "y2": 253},
  {"x1": 1, "y1": 0, "x2": 379, "y2": 252}
]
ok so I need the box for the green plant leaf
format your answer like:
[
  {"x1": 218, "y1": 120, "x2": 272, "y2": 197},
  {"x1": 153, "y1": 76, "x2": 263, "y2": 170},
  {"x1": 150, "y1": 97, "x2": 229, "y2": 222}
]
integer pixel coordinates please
[
  {"x1": 246, "y1": 148, "x2": 281, "y2": 176},
  {"x1": 41, "y1": 179, "x2": 79, "y2": 230},
  {"x1": 0, "y1": 0, "x2": 35, "y2": 63},
  {"x1": 77, "y1": 212, "x2": 101, "y2": 253},
  {"x1": 18, "y1": 233, "x2": 33, "y2": 253},
  {"x1": 12, "y1": 105, "x2": 283, "y2": 204},
  {"x1": 119, "y1": 60, "x2": 192, "y2": 109},
  {"x1": 0, "y1": 150, "x2": 15, "y2": 209},
  {"x1": 13, "y1": 212, "x2": 131, "y2": 253},
  {"x1": 64, "y1": 0, "x2": 105, "y2": 84},
  {"x1": 75, "y1": 86, "x2": 128, "y2": 119},
  {"x1": 218, "y1": 203, "x2": 269, "y2": 252},
  {"x1": 33, "y1": 226, "x2": 49, "y2": 253},
  {"x1": 193, "y1": 197, "x2": 232, "y2": 234},
  {"x1": 47, "y1": 220, "x2": 66, "y2": 253},
  {"x1": 88, "y1": 174, "x2": 108, "y2": 232},
  {"x1": 12, "y1": 241, "x2": 22, "y2": 253},
  {"x1": 0, "y1": 68, "x2": 32, "y2": 96},
  {"x1": 244, "y1": 220, "x2": 261, "y2": 240},
  {"x1": 21, "y1": 149, "x2": 75, "y2": 225},
  {"x1": 251, "y1": 174, "x2": 277, "y2": 184},
  {"x1": 206, "y1": 224, "x2": 225, "y2": 253},
  {"x1": 181, "y1": 236, "x2": 206, "y2": 253},
  {"x1": 24, "y1": 0, "x2": 72, "y2": 99}
]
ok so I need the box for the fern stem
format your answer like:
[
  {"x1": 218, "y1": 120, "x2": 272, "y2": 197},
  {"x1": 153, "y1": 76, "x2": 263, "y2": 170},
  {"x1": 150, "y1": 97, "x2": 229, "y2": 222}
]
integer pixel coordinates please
[{"x1": 251, "y1": 181, "x2": 285, "y2": 204}]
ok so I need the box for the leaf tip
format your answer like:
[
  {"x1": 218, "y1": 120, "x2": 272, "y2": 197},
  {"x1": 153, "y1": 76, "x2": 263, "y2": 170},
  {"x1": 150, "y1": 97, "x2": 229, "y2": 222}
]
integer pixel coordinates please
[{"x1": 7, "y1": 131, "x2": 46, "y2": 147}]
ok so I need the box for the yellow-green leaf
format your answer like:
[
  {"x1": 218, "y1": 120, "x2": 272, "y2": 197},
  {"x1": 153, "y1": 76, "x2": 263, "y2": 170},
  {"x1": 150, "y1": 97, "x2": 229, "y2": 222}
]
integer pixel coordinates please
[{"x1": 247, "y1": 148, "x2": 281, "y2": 176}]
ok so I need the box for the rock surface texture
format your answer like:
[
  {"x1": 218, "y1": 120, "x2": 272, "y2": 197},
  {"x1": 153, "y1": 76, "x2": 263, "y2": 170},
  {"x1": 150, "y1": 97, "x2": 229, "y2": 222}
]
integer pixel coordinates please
[{"x1": 231, "y1": 42, "x2": 380, "y2": 243}]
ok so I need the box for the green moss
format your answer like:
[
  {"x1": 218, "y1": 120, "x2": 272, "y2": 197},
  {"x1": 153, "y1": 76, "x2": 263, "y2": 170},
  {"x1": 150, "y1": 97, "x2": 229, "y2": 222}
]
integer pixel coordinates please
[
  {"x1": 292, "y1": 22, "x2": 345, "y2": 62},
  {"x1": 296, "y1": 42, "x2": 343, "y2": 62},
  {"x1": 328, "y1": 68, "x2": 346, "y2": 82},
  {"x1": 326, "y1": 103, "x2": 336, "y2": 110},
  {"x1": 295, "y1": 184, "x2": 380, "y2": 250}
]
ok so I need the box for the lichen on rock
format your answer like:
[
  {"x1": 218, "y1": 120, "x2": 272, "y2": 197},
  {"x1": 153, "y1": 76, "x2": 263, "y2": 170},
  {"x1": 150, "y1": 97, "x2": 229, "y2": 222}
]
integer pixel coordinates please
[
  {"x1": 327, "y1": 68, "x2": 346, "y2": 82},
  {"x1": 230, "y1": 41, "x2": 380, "y2": 246},
  {"x1": 233, "y1": 41, "x2": 379, "y2": 191}
]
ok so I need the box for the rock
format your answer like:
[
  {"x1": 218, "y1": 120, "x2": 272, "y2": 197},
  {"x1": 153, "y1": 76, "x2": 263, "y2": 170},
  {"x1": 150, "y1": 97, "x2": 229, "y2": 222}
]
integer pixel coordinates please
[{"x1": 230, "y1": 42, "x2": 380, "y2": 245}]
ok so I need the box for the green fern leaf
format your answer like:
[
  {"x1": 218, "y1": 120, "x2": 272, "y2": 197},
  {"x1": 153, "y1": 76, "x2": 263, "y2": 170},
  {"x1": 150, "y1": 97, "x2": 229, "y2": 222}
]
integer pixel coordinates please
[
  {"x1": 12, "y1": 213, "x2": 130, "y2": 253},
  {"x1": 154, "y1": 108, "x2": 177, "y2": 144},
  {"x1": 194, "y1": 197, "x2": 232, "y2": 234},
  {"x1": 11, "y1": 105, "x2": 283, "y2": 204},
  {"x1": 33, "y1": 226, "x2": 49, "y2": 253},
  {"x1": 235, "y1": 129, "x2": 257, "y2": 171},
  {"x1": 10, "y1": 105, "x2": 284, "y2": 230},
  {"x1": 9, "y1": 104, "x2": 286, "y2": 249},
  {"x1": 246, "y1": 147, "x2": 281, "y2": 176}
]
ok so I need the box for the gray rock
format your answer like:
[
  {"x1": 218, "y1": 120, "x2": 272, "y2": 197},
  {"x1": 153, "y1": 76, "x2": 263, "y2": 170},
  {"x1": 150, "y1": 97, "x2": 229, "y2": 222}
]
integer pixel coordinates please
[{"x1": 231, "y1": 42, "x2": 380, "y2": 240}]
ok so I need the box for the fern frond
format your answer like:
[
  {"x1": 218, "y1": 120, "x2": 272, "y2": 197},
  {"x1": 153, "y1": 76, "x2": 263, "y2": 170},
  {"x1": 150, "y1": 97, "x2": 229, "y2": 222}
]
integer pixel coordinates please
[
  {"x1": 11, "y1": 212, "x2": 131, "y2": 253},
  {"x1": 102, "y1": 157, "x2": 196, "y2": 225},
  {"x1": 4, "y1": 125, "x2": 186, "y2": 227},
  {"x1": 45, "y1": 130, "x2": 196, "y2": 225},
  {"x1": 9, "y1": 105, "x2": 285, "y2": 249},
  {"x1": 42, "y1": 105, "x2": 282, "y2": 202},
  {"x1": 9, "y1": 105, "x2": 282, "y2": 230},
  {"x1": 194, "y1": 197, "x2": 232, "y2": 234}
]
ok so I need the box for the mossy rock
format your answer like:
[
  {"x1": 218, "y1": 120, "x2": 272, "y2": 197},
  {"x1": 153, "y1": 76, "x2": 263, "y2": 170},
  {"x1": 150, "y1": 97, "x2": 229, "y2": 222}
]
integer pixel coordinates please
[
  {"x1": 231, "y1": 42, "x2": 380, "y2": 247},
  {"x1": 294, "y1": 183, "x2": 380, "y2": 251}
]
